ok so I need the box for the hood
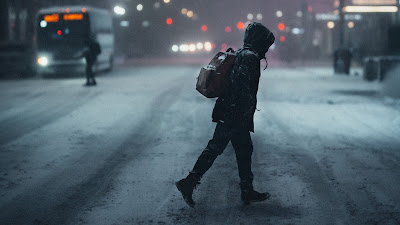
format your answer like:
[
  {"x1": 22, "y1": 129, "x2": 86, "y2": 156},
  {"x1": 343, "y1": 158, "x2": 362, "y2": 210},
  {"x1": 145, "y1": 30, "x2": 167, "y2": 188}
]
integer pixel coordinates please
[{"x1": 243, "y1": 22, "x2": 275, "y2": 59}]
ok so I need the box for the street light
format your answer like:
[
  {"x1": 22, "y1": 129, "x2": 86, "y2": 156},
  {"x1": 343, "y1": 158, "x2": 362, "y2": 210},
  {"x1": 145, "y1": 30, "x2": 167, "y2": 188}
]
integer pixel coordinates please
[
  {"x1": 114, "y1": 6, "x2": 126, "y2": 15},
  {"x1": 142, "y1": 21, "x2": 150, "y2": 27},
  {"x1": 137, "y1": 4, "x2": 143, "y2": 11},
  {"x1": 327, "y1": 21, "x2": 335, "y2": 29},
  {"x1": 120, "y1": 21, "x2": 129, "y2": 27}
]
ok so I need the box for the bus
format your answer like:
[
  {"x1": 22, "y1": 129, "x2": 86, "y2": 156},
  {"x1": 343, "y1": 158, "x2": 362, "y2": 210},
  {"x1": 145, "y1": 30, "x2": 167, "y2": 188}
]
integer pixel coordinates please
[{"x1": 35, "y1": 6, "x2": 114, "y2": 76}]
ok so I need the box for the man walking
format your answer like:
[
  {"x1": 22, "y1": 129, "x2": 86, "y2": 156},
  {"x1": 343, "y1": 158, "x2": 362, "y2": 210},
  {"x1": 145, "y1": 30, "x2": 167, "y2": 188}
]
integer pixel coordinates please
[
  {"x1": 83, "y1": 37, "x2": 101, "y2": 86},
  {"x1": 176, "y1": 22, "x2": 275, "y2": 207}
]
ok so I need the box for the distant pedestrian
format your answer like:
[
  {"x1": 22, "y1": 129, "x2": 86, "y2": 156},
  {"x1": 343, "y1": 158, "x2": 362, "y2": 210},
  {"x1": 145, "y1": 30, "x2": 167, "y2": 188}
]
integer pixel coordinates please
[
  {"x1": 176, "y1": 22, "x2": 275, "y2": 207},
  {"x1": 83, "y1": 37, "x2": 101, "y2": 86}
]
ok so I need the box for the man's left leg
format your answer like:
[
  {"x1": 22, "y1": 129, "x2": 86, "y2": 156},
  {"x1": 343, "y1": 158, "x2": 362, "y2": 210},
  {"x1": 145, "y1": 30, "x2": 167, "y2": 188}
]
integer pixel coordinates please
[
  {"x1": 176, "y1": 122, "x2": 231, "y2": 207},
  {"x1": 88, "y1": 60, "x2": 96, "y2": 85}
]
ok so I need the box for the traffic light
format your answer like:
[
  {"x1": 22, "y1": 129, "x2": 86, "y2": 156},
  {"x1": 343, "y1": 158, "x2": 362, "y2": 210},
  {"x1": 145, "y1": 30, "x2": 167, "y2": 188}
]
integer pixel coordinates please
[
  {"x1": 278, "y1": 23, "x2": 285, "y2": 31},
  {"x1": 201, "y1": 25, "x2": 207, "y2": 31},
  {"x1": 237, "y1": 22, "x2": 244, "y2": 29},
  {"x1": 166, "y1": 18, "x2": 173, "y2": 25}
]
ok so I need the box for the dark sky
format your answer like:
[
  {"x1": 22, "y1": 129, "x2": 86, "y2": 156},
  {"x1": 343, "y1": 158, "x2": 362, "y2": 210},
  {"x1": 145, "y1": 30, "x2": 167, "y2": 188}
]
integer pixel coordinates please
[
  {"x1": 153, "y1": 0, "x2": 335, "y2": 45},
  {"x1": 27, "y1": 0, "x2": 336, "y2": 54}
]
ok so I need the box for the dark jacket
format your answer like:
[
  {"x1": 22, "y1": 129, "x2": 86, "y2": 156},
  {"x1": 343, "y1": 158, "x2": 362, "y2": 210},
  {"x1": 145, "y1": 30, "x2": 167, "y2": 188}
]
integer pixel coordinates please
[
  {"x1": 84, "y1": 37, "x2": 101, "y2": 61},
  {"x1": 212, "y1": 22, "x2": 275, "y2": 132}
]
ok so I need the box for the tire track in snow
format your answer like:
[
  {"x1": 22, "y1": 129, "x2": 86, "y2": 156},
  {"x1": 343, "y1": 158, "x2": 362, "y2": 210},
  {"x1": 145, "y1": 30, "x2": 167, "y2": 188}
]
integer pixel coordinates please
[
  {"x1": 0, "y1": 89, "x2": 101, "y2": 145},
  {"x1": 253, "y1": 103, "x2": 351, "y2": 225},
  {"x1": 0, "y1": 69, "x2": 190, "y2": 225}
]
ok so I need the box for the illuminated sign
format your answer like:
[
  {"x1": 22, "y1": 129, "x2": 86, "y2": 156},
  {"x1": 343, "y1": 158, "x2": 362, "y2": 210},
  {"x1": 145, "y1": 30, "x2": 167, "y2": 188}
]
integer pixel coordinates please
[
  {"x1": 316, "y1": 14, "x2": 363, "y2": 21},
  {"x1": 343, "y1": 6, "x2": 398, "y2": 12},
  {"x1": 63, "y1": 14, "x2": 84, "y2": 21},
  {"x1": 44, "y1": 14, "x2": 59, "y2": 22},
  {"x1": 352, "y1": 0, "x2": 397, "y2": 5}
]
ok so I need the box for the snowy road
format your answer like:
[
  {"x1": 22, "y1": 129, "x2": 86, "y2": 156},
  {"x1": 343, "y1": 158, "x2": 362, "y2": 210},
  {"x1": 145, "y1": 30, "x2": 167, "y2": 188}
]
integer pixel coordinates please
[{"x1": 0, "y1": 65, "x2": 399, "y2": 225}]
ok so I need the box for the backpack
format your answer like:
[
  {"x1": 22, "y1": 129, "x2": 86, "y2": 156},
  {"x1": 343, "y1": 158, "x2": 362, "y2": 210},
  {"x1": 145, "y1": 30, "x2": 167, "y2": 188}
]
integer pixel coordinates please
[
  {"x1": 196, "y1": 48, "x2": 235, "y2": 98},
  {"x1": 91, "y1": 41, "x2": 101, "y2": 56}
]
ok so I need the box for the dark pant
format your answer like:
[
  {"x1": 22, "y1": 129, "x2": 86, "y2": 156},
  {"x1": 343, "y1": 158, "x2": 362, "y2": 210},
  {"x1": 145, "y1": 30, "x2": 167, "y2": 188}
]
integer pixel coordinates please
[
  {"x1": 85, "y1": 56, "x2": 96, "y2": 84},
  {"x1": 187, "y1": 122, "x2": 254, "y2": 189}
]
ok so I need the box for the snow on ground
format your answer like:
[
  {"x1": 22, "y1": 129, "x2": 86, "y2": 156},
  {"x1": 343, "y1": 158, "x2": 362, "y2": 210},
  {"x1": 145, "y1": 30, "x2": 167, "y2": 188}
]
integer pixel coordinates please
[{"x1": 0, "y1": 65, "x2": 399, "y2": 225}]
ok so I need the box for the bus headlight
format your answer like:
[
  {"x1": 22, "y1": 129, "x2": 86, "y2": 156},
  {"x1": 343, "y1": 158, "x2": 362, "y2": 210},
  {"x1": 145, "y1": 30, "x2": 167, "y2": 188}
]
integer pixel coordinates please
[{"x1": 37, "y1": 56, "x2": 49, "y2": 66}]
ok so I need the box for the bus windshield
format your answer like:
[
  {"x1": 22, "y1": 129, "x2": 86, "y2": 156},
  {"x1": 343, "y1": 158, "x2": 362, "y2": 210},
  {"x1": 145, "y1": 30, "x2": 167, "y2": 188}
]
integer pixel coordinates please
[{"x1": 37, "y1": 13, "x2": 89, "y2": 48}]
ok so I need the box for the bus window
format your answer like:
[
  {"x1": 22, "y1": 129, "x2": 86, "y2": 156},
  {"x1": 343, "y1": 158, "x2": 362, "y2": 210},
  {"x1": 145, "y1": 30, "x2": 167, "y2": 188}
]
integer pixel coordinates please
[{"x1": 38, "y1": 13, "x2": 89, "y2": 44}]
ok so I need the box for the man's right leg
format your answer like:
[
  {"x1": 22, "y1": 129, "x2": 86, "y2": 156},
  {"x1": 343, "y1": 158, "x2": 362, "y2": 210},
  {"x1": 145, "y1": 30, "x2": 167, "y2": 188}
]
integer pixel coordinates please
[
  {"x1": 85, "y1": 59, "x2": 92, "y2": 86},
  {"x1": 231, "y1": 128, "x2": 270, "y2": 204},
  {"x1": 176, "y1": 122, "x2": 231, "y2": 207}
]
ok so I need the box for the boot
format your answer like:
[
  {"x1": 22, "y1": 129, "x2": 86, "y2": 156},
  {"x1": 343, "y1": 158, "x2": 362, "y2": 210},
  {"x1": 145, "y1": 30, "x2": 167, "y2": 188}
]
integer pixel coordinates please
[
  {"x1": 175, "y1": 178, "x2": 199, "y2": 208},
  {"x1": 241, "y1": 188, "x2": 270, "y2": 205}
]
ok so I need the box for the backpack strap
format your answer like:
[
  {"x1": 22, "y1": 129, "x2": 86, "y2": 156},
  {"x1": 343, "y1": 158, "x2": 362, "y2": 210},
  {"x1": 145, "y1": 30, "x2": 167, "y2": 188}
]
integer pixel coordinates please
[{"x1": 226, "y1": 48, "x2": 235, "y2": 53}]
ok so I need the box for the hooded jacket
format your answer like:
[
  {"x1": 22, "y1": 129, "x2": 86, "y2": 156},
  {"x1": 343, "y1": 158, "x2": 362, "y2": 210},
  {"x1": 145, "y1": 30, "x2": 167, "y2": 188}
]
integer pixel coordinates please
[{"x1": 212, "y1": 22, "x2": 275, "y2": 132}]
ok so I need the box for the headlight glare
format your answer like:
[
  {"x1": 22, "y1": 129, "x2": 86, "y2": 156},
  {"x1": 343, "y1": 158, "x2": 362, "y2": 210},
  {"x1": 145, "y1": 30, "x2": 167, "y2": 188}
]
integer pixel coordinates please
[{"x1": 37, "y1": 57, "x2": 49, "y2": 66}]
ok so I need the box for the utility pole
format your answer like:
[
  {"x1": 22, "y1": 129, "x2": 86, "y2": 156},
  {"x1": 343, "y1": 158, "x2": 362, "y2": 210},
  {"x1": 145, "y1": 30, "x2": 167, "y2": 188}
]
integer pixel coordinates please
[
  {"x1": 339, "y1": 0, "x2": 345, "y2": 48},
  {"x1": 301, "y1": 2, "x2": 308, "y2": 61},
  {"x1": 25, "y1": 0, "x2": 38, "y2": 43},
  {"x1": 0, "y1": 0, "x2": 9, "y2": 42},
  {"x1": 334, "y1": 0, "x2": 351, "y2": 74},
  {"x1": 397, "y1": 0, "x2": 400, "y2": 24},
  {"x1": 14, "y1": 0, "x2": 21, "y2": 41}
]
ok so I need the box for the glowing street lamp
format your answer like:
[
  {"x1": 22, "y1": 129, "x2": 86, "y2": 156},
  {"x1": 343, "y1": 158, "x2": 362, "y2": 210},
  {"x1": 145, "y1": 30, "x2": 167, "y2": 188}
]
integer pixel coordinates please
[
  {"x1": 327, "y1": 21, "x2": 335, "y2": 29},
  {"x1": 114, "y1": 6, "x2": 126, "y2": 15}
]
